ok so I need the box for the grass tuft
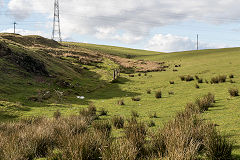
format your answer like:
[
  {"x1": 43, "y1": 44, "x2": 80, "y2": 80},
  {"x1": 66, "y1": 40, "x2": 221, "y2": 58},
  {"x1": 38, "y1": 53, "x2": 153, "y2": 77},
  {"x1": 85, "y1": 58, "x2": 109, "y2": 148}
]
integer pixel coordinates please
[
  {"x1": 155, "y1": 90, "x2": 162, "y2": 99},
  {"x1": 228, "y1": 88, "x2": 239, "y2": 97}
]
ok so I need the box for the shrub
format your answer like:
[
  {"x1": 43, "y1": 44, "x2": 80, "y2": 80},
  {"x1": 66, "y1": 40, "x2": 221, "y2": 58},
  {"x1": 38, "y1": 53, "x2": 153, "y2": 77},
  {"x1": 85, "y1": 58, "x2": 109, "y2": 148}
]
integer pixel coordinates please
[
  {"x1": 229, "y1": 74, "x2": 234, "y2": 79},
  {"x1": 99, "y1": 108, "x2": 108, "y2": 116},
  {"x1": 228, "y1": 88, "x2": 239, "y2": 97},
  {"x1": 195, "y1": 75, "x2": 199, "y2": 80},
  {"x1": 112, "y1": 116, "x2": 124, "y2": 129},
  {"x1": 138, "y1": 73, "x2": 142, "y2": 76},
  {"x1": 198, "y1": 78, "x2": 203, "y2": 83},
  {"x1": 53, "y1": 110, "x2": 61, "y2": 119},
  {"x1": 131, "y1": 110, "x2": 139, "y2": 118},
  {"x1": 147, "y1": 89, "x2": 151, "y2": 94},
  {"x1": 132, "y1": 97, "x2": 141, "y2": 101},
  {"x1": 129, "y1": 74, "x2": 134, "y2": 77},
  {"x1": 148, "y1": 120, "x2": 156, "y2": 127},
  {"x1": 230, "y1": 79, "x2": 235, "y2": 83},
  {"x1": 195, "y1": 84, "x2": 200, "y2": 89},
  {"x1": 117, "y1": 99, "x2": 125, "y2": 105},
  {"x1": 169, "y1": 81, "x2": 174, "y2": 84},
  {"x1": 144, "y1": 73, "x2": 147, "y2": 76},
  {"x1": 155, "y1": 90, "x2": 162, "y2": 99}
]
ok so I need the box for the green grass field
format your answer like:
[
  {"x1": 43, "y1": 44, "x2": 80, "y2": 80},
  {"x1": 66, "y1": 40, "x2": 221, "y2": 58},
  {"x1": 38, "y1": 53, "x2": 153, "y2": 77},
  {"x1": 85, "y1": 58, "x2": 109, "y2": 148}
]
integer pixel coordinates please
[{"x1": 1, "y1": 34, "x2": 240, "y2": 157}]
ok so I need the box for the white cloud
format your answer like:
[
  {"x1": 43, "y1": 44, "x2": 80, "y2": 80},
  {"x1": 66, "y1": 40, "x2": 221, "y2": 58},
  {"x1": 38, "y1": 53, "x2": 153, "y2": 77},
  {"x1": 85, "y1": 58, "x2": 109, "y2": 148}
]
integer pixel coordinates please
[
  {"x1": 7, "y1": 0, "x2": 240, "y2": 44},
  {"x1": 95, "y1": 27, "x2": 143, "y2": 44},
  {"x1": 0, "y1": 28, "x2": 48, "y2": 38},
  {"x1": 146, "y1": 34, "x2": 226, "y2": 52}
]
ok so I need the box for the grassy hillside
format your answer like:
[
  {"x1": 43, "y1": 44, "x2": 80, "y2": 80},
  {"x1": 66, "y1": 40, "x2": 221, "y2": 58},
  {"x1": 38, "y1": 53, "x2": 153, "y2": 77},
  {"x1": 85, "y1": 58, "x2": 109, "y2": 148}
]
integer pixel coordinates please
[
  {"x1": 65, "y1": 42, "x2": 240, "y2": 156},
  {"x1": 1, "y1": 34, "x2": 240, "y2": 157}
]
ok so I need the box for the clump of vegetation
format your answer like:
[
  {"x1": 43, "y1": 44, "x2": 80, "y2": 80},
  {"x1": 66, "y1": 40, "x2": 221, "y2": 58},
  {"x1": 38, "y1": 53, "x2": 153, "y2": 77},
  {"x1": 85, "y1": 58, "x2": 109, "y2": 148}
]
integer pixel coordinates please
[
  {"x1": 180, "y1": 75, "x2": 194, "y2": 82},
  {"x1": 124, "y1": 119, "x2": 147, "y2": 153},
  {"x1": 53, "y1": 110, "x2": 61, "y2": 119},
  {"x1": 149, "y1": 112, "x2": 158, "y2": 118},
  {"x1": 138, "y1": 73, "x2": 142, "y2": 76},
  {"x1": 198, "y1": 78, "x2": 203, "y2": 83},
  {"x1": 195, "y1": 93, "x2": 215, "y2": 112},
  {"x1": 112, "y1": 116, "x2": 124, "y2": 129},
  {"x1": 117, "y1": 99, "x2": 125, "y2": 105},
  {"x1": 211, "y1": 75, "x2": 227, "y2": 84},
  {"x1": 129, "y1": 74, "x2": 134, "y2": 77},
  {"x1": 131, "y1": 110, "x2": 139, "y2": 118},
  {"x1": 205, "y1": 79, "x2": 209, "y2": 84},
  {"x1": 99, "y1": 108, "x2": 108, "y2": 116},
  {"x1": 195, "y1": 75, "x2": 199, "y2": 80},
  {"x1": 195, "y1": 84, "x2": 200, "y2": 89},
  {"x1": 168, "y1": 91, "x2": 174, "y2": 95},
  {"x1": 132, "y1": 97, "x2": 141, "y2": 101},
  {"x1": 147, "y1": 89, "x2": 151, "y2": 94},
  {"x1": 155, "y1": 90, "x2": 162, "y2": 98},
  {"x1": 148, "y1": 120, "x2": 156, "y2": 127},
  {"x1": 228, "y1": 88, "x2": 239, "y2": 97},
  {"x1": 229, "y1": 74, "x2": 234, "y2": 79},
  {"x1": 204, "y1": 131, "x2": 233, "y2": 160},
  {"x1": 186, "y1": 75, "x2": 194, "y2": 81},
  {"x1": 92, "y1": 120, "x2": 112, "y2": 137},
  {"x1": 179, "y1": 75, "x2": 186, "y2": 81},
  {"x1": 169, "y1": 81, "x2": 174, "y2": 84},
  {"x1": 79, "y1": 103, "x2": 98, "y2": 121},
  {"x1": 230, "y1": 79, "x2": 235, "y2": 83}
]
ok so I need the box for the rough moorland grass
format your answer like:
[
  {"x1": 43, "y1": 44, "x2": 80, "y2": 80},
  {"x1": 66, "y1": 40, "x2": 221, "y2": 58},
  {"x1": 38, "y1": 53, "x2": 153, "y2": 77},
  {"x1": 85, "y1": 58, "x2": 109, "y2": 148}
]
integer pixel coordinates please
[
  {"x1": 112, "y1": 116, "x2": 124, "y2": 129},
  {"x1": 211, "y1": 75, "x2": 227, "y2": 84},
  {"x1": 0, "y1": 95, "x2": 233, "y2": 160},
  {"x1": 195, "y1": 92, "x2": 215, "y2": 112}
]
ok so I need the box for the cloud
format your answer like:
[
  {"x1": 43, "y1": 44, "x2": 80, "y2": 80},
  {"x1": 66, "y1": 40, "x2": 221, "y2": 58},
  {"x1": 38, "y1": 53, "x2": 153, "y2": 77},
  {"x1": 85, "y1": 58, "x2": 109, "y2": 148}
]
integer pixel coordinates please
[
  {"x1": 0, "y1": 28, "x2": 49, "y2": 38},
  {"x1": 7, "y1": 0, "x2": 240, "y2": 44},
  {"x1": 0, "y1": 0, "x2": 4, "y2": 9},
  {"x1": 95, "y1": 27, "x2": 143, "y2": 44},
  {"x1": 146, "y1": 34, "x2": 226, "y2": 52}
]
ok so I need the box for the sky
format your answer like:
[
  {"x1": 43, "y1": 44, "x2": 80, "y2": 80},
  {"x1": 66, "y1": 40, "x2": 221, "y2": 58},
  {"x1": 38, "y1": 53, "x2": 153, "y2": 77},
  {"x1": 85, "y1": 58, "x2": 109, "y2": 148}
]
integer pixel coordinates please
[{"x1": 1, "y1": 0, "x2": 240, "y2": 52}]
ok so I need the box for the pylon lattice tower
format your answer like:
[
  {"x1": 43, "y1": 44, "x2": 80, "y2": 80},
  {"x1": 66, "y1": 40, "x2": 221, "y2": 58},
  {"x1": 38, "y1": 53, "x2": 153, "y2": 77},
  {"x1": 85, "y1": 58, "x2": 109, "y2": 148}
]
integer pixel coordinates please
[{"x1": 52, "y1": 0, "x2": 62, "y2": 42}]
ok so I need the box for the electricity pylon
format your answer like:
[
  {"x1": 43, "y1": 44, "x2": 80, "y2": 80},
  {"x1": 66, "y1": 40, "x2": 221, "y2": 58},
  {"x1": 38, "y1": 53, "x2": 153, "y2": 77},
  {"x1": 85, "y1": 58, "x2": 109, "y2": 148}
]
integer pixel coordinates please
[{"x1": 52, "y1": 0, "x2": 62, "y2": 42}]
